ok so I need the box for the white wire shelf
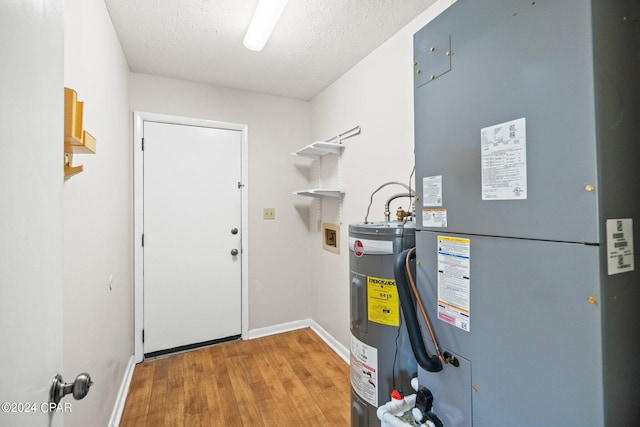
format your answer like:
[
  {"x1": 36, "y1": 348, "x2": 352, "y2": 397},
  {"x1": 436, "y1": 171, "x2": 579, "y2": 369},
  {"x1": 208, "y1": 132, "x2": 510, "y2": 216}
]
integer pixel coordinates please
[
  {"x1": 292, "y1": 188, "x2": 343, "y2": 198},
  {"x1": 292, "y1": 141, "x2": 345, "y2": 159}
]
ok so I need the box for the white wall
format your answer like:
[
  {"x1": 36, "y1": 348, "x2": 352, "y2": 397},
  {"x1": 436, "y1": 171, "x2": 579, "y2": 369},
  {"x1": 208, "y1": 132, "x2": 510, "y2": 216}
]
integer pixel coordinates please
[
  {"x1": 0, "y1": 1, "x2": 64, "y2": 426},
  {"x1": 63, "y1": 0, "x2": 132, "y2": 425},
  {"x1": 128, "y1": 0, "x2": 456, "y2": 350},
  {"x1": 308, "y1": 0, "x2": 456, "y2": 347},
  {"x1": 130, "y1": 73, "x2": 311, "y2": 331}
]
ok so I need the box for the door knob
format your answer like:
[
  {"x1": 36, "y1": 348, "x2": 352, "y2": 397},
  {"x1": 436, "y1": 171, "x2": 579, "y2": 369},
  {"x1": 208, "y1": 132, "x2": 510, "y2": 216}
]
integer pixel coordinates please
[
  {"x1": 231, "y1": 249, "x2": 239, "y2": 256},
  {"x1": 50, "y1": 373, "x2": 93, "y2": 406},
  {"x1": 231, "y1": 228, "x2": 238, "y2": 235}
]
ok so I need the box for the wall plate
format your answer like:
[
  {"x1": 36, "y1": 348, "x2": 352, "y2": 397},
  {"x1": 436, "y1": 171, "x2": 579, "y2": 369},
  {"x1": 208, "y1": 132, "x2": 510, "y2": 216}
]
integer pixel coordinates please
[{"x1": 322, "y1": 222, "x2": 340, "y2": 254}]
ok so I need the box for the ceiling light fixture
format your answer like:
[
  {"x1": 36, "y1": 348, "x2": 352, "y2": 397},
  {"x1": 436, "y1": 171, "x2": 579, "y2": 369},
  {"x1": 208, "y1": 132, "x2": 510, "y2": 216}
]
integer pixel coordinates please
[{"x1": 243, "y1": 0, "x2": 289, "y2": 52}]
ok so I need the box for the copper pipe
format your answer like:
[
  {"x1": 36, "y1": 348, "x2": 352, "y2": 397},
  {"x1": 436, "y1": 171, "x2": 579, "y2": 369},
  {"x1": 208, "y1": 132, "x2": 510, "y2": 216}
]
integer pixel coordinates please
[{"x1": 405, "y1": 247, "x2": 445, "y2": 364}]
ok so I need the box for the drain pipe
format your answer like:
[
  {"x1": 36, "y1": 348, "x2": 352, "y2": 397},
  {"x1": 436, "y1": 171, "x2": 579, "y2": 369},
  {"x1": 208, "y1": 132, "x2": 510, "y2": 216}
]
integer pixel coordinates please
[
  {"x1": 377, "y1": 393, "x2": 417, "y2": 427},
  {"x1": 394, "y1": 249, "x2": 443, "y2": 373}
]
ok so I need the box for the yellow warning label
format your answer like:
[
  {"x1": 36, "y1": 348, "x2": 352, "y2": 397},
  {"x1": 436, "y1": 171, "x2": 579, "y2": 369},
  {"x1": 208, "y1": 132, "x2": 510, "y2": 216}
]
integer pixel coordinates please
[{"x1": 367, "y1": 276, "x2": 400, "y2": 326}]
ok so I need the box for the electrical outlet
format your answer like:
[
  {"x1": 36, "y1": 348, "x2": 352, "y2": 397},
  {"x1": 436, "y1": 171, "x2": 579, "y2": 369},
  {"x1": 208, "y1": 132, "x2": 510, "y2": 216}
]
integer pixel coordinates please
[{"x1": 263, "y1": 208, "x2": 275, "y2": 220}]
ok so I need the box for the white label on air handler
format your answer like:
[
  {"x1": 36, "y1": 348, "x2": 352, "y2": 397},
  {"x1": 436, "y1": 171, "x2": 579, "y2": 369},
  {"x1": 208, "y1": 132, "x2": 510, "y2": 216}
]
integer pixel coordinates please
[
  {"x1": 423, "y1": 175, "x2": 443, "y2": 207},
  {"x1": 423, "y1": 208, "x2": 448, "y2": 228},
  {"x1": 606, "y1": 219, "x2": 635, "y2": 275},
  {"x1": 481, "y1": 117, "x2": 527, "y2": 200},
  {"x1": 437, "y1": 236, "x2": 471, "y2": 332}
]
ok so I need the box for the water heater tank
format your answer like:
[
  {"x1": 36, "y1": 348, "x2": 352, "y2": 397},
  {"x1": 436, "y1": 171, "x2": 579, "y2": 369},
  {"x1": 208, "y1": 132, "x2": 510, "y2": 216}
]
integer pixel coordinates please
[{"x1": 349, "y1": 222, "x2": 416, "y2": 427}]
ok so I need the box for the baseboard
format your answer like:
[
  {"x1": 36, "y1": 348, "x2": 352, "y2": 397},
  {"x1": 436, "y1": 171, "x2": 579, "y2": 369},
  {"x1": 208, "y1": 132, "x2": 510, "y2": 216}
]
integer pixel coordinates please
[
  {"x1": 247, "y1": 319, "x2": 350, "y2": 365},
  {"x1": 245, "y1": 319, "x2": 312, "y2": 340},
  {"x1": 108, "y1": 355, "x2": 136, "y2": 427},
  {"x1": 308, "y1": 319, "x2": 350, "y2": 364}
]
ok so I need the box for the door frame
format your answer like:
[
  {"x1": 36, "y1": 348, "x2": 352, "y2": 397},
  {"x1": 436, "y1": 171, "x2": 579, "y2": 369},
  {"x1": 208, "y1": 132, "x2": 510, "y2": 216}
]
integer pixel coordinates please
[{"x1": 133, "y1": 111, "x2": 249, "y2": 362}]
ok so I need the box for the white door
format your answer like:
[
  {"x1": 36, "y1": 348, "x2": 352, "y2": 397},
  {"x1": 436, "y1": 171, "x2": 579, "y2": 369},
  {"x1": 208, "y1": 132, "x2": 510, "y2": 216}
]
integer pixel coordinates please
[
  {"x1": 143, "y1": 121, "x2": 242, "y2": 355},
  {"x1": 1, "y1": 1, "x2": 64, "y2": 426}
]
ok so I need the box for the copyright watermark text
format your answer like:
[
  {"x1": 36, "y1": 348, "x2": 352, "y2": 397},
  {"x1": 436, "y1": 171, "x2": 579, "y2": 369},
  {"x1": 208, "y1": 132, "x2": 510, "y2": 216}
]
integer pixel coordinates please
[{"x1": 1, "y1": 402, "x2": 72, "y2": 413}]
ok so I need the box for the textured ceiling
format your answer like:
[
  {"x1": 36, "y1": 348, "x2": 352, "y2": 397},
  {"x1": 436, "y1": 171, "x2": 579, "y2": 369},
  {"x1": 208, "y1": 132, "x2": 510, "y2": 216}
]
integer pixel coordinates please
[{"x1": 104, "y1": 0, "x2": 439, "y2": 100}]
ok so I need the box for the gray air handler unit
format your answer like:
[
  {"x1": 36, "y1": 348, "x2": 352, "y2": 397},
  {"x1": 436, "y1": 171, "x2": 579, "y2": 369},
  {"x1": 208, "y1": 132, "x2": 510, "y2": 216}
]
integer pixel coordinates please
[
  {"x1": 349, "y1": 222, "x2": 417, "y2": 426},
  {"x1": 408, "y1": 0, "x2": 640, "y2": 426}
]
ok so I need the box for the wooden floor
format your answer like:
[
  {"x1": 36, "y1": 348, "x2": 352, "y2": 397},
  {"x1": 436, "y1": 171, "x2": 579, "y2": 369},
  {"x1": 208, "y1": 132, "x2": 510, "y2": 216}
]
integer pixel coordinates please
[{"x1": 119, "y1": 328, "x2": 351, "y2": 426}]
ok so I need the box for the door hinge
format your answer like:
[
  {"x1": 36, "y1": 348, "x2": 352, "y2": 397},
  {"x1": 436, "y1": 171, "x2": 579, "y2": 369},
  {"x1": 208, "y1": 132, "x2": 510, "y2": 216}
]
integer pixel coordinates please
[
  {"x1": 142, "y1": 329, "x2": 145, "y2": 343},
  {"x1": 141, "y1": 138, "x2": 144, "y2": 151},
  {"x1": 237, "y1": 181, "x2": 244, "y2": 189},
  {"x1": 142, "y1": 234, "x2": 144, "y2": 247}
]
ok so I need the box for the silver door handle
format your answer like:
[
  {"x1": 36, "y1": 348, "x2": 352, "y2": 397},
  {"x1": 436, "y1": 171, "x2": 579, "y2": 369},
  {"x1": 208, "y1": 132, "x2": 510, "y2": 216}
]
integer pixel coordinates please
[
  {"x1": 50, "y1": 373, "x2": 93, "y2": 406},
  {"x1": 231, "y1": 249, "x2": 239, "y2": 256}
]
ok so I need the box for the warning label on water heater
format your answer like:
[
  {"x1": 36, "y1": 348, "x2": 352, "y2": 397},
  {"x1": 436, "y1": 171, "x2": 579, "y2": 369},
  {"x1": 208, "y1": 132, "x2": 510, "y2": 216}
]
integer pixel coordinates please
[
  {"x1": 350, "y1": 335, "x2": 378, "y2": 406},
  {"x1": 367, "y1": 276, "x2": 400, "y2": 327},
  {"x1": 437, "y1": 236, "x2": 471, "y2": 332}
]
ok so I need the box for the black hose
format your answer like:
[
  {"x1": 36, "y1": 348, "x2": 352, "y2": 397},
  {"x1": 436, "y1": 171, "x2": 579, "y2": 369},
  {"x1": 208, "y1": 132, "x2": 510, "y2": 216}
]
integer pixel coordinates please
[{"x1": 394, "y1": 248, "x2": 443, "y2": 373}]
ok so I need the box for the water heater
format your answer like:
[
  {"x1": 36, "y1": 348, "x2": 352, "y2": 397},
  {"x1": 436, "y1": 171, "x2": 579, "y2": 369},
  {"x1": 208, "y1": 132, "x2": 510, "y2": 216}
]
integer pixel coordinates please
[{"x1": 349, "y1": 222, "x2": 416, "y2": 426}]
